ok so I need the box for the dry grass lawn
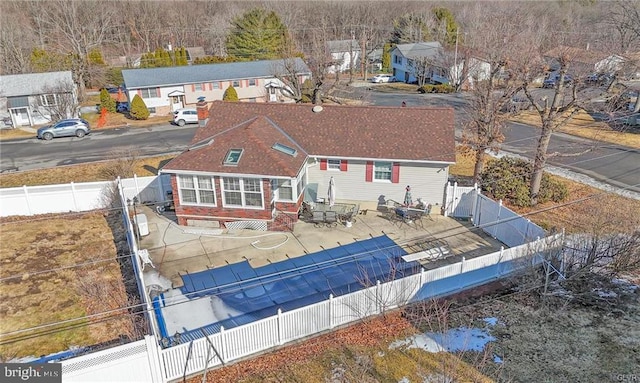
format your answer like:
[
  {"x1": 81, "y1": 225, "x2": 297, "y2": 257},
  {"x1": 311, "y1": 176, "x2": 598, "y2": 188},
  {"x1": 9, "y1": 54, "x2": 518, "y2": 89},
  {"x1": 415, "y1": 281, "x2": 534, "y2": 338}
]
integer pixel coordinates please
[
  {"x1": 0, "y1": 212, "x2": 132, "y2": 359},
  {"x1": 0, "y1": 155, "x2": 175, "y2": 188},
  {"x1": 511, "y1": 109, "x2": 640, "y2": 149}
]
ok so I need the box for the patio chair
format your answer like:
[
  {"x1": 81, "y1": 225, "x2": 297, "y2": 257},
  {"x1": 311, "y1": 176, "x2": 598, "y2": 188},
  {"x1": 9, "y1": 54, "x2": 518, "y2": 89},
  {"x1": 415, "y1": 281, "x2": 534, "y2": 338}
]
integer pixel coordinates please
[
  {"x1": 311, "y1": 211, "x2": 326, "y2": 228},
  {"x1": 324, "y1": 211, "x2": 338, "y2": 227}
]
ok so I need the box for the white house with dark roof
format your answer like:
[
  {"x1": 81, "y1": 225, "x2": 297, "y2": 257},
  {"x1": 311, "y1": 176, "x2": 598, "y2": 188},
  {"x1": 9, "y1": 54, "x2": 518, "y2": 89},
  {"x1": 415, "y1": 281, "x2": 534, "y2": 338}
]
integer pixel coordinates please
[
  {"x1": 121, "y1": 58, "x2": 312, "y2": 116},
  {"x1": 161, "y1": 101, "x2": 455, "y2": 228},
  {"x1": 391, "y1": 42, "x2": 446, "y2": 84},
  {"x1": 0, "y1": 71, "x2": 77, "y2": 127},
  {"x1": 327, "y1": 39, "x2": 361, "y2": 74}
]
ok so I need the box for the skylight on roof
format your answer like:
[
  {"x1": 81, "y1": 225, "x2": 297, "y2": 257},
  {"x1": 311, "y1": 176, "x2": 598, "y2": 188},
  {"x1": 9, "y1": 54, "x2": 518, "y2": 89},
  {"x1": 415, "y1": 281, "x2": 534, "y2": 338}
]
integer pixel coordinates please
[
  {"x1": 272, "y1": 143, "x2": 297, "y2": 157},
  {"x1": 224, "y1": 149, "x2": 243, "y2": 165}
]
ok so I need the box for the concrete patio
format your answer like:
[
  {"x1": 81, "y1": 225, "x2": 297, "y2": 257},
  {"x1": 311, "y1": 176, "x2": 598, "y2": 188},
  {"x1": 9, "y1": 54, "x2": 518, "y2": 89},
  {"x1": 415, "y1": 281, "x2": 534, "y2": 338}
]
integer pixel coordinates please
[{"x1": 135, "y1": 204, "x2": 506, "y2": 288}]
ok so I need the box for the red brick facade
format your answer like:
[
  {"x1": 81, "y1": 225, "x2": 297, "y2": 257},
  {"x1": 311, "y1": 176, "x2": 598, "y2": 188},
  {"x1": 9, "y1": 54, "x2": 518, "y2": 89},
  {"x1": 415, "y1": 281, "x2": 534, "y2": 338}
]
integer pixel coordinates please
[{"x1": 171, "y1": 174, "x2": 301, "y2": 227}]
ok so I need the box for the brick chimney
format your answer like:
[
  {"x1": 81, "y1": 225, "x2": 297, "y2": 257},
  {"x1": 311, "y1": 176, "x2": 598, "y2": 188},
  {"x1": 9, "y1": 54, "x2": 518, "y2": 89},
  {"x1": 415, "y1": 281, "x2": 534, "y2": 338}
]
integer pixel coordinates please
[{"x1": 196, "y1": 96, "x2": 209, "y2": 127}]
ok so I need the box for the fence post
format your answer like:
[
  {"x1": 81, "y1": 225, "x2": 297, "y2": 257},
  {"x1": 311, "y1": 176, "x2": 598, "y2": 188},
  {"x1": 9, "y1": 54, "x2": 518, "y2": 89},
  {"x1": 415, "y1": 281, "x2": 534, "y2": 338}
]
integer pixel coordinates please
[
  {"x1": 277, "y1": 308, "x2": 283, "y2": 345},
  {"x1": 219, "y1": 326, "x2": 227, "y2": 364},
  {"x1": 70, "y1": 182, "x2": 79, "y2": 211},
  {"x1": 376, "y1": 280, "x2": 381, "y2": 313},
  {"x1": 22, "y1": 185, "x2": 33, "y2": 215},
  {"x1": 144, "y1": 335, "x2": 164, "y2": 382},
  {"x1": 460, "y1": 256, "x2": 465, "y2": 274},
  {"x1": 134, "y1": 174, "x2": 141, "y2": 200},
  {"x1": 328, "y1": 294, "x2": 334, "y2": 329},
  {"x1": 419, "y1": 267, "x2": 425, "y2": 286}
]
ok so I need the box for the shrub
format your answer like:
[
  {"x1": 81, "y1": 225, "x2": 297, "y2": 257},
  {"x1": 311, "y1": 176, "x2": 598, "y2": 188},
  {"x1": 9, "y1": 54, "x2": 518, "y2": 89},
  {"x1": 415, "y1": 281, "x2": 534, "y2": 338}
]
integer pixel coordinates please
[
  {"x1": 129, "y1": 95, "x2": 150, "y2": 120},
  {"x1": 417, "y1": 84, "x2": 454, "y2": 93},
  {"x1": 479, "y1": 157, "x2": 568, "y2": 207},
  {"x1": 99, "y1": 88, "x2": 116, "y2": 113},
  {"x1": 223, "y1": 85, "x2": 239, "y2": 101}
]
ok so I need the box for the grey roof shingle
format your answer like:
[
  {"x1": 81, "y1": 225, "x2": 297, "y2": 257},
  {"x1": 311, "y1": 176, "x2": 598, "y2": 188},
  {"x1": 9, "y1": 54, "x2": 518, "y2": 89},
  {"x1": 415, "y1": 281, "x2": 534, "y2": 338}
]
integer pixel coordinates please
[
  {"x1": 394, "y1": 42, "x2": 443, "y2": 60},
  {"x1": 122, "y1": 58, "x2": 311, "y2": 89},
  {"x1": 0, "y1": 71, "x2": 74, "y2": 97}
]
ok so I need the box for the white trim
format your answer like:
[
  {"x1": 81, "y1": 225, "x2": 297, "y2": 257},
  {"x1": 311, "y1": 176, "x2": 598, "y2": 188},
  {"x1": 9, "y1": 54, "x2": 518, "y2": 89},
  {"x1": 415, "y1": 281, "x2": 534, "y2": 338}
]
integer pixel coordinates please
[
  {"x1": 310, "y1": 155, "x2": 454, "y2": 165},
  {"x1": 177, "y1": 175, "x2": 217, "y2": 207},
  {"x1": 220, "y1": 177, "x2": 265, "y2": 209}
]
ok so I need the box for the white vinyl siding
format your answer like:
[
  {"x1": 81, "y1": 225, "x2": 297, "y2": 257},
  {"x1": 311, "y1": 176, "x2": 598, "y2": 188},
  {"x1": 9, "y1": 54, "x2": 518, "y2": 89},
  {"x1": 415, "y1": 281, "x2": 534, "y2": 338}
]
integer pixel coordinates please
[
  {"x1": 178, "y1": 175, "x2": 216, "y2": 206},
  {"x1": 306, "y1": 159, "x2": 449, "y2": 207},
  {"x1": 221, "y1": 177, "x2": 264, "y2": 208}
]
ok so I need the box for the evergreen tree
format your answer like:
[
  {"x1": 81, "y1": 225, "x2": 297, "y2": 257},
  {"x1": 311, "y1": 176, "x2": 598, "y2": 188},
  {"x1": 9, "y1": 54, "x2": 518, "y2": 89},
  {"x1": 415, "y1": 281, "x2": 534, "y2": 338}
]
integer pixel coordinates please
[
  {"x1": 226, "y1": 8, "x2": 291, "y2": 60},
  {"x1": 99, "y1": 88, "x2": 116, "y2": 113},
  {"x1": 223, "y1": 85, "x2": 239, "y2": 101},
  {"x1": 176, "y1": 47, "x2": 188, "y2": 66},
  {"x1": 30, "y1": 48, "x2": 72, "y2": 73},
  {"x1": 129, "y1": 94, "x2": 150, "y2": 120},
  {"x1": 433, "y1": 7, "x2": 460, "y2": 46},
  {"x1": 88, "y1": 49, "x2": 105, "y2": 65},
  {"x1": 382, "y1": 43, "x2": 394, "y2": 72}
]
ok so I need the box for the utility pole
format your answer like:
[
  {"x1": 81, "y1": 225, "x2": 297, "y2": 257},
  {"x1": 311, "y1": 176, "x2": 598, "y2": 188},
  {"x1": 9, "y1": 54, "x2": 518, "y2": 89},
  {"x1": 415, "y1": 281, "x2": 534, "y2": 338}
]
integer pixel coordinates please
[{"x1": 453, "y1": 27, "x2": 459, "y2": 88}]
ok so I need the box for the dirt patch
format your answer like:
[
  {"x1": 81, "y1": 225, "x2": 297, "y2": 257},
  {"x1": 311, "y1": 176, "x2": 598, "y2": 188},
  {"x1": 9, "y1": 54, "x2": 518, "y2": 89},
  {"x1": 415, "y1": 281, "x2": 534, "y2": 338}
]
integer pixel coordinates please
[{"x1": 0, "y1": 211, "x2": 140, "y2": 360}]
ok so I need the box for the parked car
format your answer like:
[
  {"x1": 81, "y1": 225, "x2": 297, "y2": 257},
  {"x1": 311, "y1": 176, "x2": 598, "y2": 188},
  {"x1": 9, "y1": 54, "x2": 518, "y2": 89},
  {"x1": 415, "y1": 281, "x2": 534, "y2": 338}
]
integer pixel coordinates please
[
  {"x1": 502, "y1": 95, "x2": 532, "y2": 113},
  {"x1": 37, "y1": 118, "x2": 91, "y2": 140},
  {"x1": 585, "y1": 72, "x2": 613, "y2": 86},
  {"x1": 116, "y1": 101, "x2": 130, "y2": 113},
  {"x1": 370, "y1": 74, "x2": 396, "y2": 83},
  {"x1": 543, "y1": 73, "x2": 573, "y2": 88},
  {"x1": 173, "y1": 108, "x2": 199, "y2": 126}
]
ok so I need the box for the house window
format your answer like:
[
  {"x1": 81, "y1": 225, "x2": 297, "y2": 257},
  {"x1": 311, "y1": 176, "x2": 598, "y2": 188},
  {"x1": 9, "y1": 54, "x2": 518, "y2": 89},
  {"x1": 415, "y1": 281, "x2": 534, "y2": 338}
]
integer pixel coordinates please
[
  {"x1": 194, "y1": 83, "x2": 203, "y2": 91},
  {"x1": 178, "y1": 175, "x2": 216, "y2": 205},
  {"x1": 222, "y1": 177, "x2": 264, "y2": 208},
  {"x1": 272, "y1": 179, "x2": 294, "y2": 201},
  {"x1": 148, "y1": 107, "x2": 156, "y2": 113},
  {"x1": 232, "y1": 80, "x2": 240, "y2": 87},
  {"x1": 327, "y1": 159, "x2": 341, "y2": 170},
  {"x1": 249, "y1": 98, "x2": 257, "y2": 103},
  {"x1": 39, "y1": 94, "x2": 58, "y2": 106},
  {"x1": 212, "y1": 82, "x2": 220, "y2": 89},
  {"x1": 140, "y1": 88, "x2": 158, "y2": 99},
  {"x1": 223, "y1": 149, "x2": 243, "y2": 165},
  {"x1": 374, "y1": 161, "x2": 392, "y2": 181},
  {"x1": 394, "y1": 56, "x2": 402, "y2": 64},
  {"x1": 249, "y1": 79, "x2": 256, "y2": 86}
]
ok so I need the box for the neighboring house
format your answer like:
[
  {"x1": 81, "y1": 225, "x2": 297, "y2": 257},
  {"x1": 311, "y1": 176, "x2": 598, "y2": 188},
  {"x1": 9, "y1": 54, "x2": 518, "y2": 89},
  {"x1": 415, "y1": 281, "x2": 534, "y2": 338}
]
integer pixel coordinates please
[
  {"x1": 391, "y1": 42, "x2": 446, "y2": 84},
  {"x1": 161, "y1": 101, "x2": 455, "y2": 228},
  {"x1": 0, "y1": 71, "x2": 77, "y2": 127},
  {"x1": 122, "y1": 58, "x2": 312, "y2": 116},
  {"x1": 449, "y1": 53, "x2": 491, "y2": 90},
  {"x1": 327, "y1": 39, "x2": 361, "y2": 74},
  {"x1": 184, "y1": 47, "x2": 206, "y2": 64},
  {"x1": 543, "y1": 45, "x2": 626, "y2": 75},
  {"x1": 367, "y1": 48, "x2": 383, "y2": 72}
]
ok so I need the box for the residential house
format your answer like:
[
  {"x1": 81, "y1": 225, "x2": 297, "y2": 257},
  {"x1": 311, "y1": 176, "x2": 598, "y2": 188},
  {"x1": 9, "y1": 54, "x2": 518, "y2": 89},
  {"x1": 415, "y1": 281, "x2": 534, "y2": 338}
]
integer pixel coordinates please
[
  {"x1": 0, "y1": 71, "x2": 77, "y2": 127},
  {"x1": 449, "y1": 53, "x2": 491, "y2": 90},
  {"x1": 327, "y1": 39, "x2": 361, "y2": 74},
  {"x1": 367, "y1": 48, "x2": 384, "y2": 72},
  {"x1": 160, "y1": 101, "x2": 455, "y2": 228},
  {"x1": 121, "y1": 58, "x2": 312, "y2": 116},
  {"x1": 543, "y1": 45, "x2": 627, "y2": 75},
  {"x1": 391, "y1": 42, "x2": 446, "y2": 84}
]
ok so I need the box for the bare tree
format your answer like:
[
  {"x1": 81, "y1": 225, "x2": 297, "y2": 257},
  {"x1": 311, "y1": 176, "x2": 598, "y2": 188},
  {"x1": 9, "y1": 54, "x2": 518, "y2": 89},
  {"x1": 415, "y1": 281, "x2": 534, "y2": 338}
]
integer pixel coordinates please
[
  {"x1": 608, "y1": 0, "x2": 640, "y2": 51},
  {"x1": 0, "y1": 2, "x2": 36, "y2": 74},
  {"x1": 32, "y1": 0, "x2": 117, "y2": 97},
  {"x1": 38, "y1": 79, "x2": 79, "y2": 122}
]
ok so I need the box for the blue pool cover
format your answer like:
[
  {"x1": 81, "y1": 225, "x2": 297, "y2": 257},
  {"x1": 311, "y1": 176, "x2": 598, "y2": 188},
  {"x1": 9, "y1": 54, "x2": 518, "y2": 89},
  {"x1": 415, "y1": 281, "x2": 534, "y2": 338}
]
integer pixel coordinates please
[{"x1": 169, "y1": 235, "x2": 418, "y2": 341}]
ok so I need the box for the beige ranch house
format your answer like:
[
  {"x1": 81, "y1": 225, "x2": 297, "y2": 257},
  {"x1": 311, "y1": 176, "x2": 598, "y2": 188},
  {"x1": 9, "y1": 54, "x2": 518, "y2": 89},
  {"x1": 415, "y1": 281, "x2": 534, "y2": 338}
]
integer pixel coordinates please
[{"x1": 161, "y1": 101, "x2": 456, "y2": 229}]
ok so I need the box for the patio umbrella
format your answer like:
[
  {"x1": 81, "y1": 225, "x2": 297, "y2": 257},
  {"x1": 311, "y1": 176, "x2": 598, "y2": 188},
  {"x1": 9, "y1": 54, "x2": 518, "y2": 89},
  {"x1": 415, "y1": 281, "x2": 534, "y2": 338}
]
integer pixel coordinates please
[
  {"x1": 328, "y1": 176, "x2": 336, "y2": 207},
  {"x1": 404, "y1": 185, "x2": 412, "y2": 206}
]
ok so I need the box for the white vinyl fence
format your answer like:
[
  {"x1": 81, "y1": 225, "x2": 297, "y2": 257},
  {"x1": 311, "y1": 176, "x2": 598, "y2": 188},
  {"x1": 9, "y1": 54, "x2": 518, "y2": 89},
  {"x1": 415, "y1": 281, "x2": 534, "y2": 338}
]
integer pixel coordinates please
[
  {"x1": 444, "y1": 182, "x2": 545, "y2": 247},
  {"x1": 0, "y1": 174, "x2": 170, "y2": 216}
]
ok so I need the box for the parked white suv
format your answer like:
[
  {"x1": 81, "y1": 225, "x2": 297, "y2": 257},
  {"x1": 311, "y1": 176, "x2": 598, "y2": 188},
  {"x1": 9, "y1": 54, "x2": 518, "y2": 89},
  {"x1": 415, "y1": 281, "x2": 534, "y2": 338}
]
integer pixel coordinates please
[
  {"x1": 173, "y1": 108, "x2": 198, "y2": 126},
  {"x1": 370, "y1": 74, "x2": 396, "y2": 83}
]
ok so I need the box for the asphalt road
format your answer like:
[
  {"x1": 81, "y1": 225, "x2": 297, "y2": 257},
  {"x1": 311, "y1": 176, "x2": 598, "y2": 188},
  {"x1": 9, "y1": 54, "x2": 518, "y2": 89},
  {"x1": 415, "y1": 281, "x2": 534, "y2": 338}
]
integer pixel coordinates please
[
  {"x1": 0, "y1": 125, "x2": 195, "y2": 172},
  {"x1": 1, "y1": 89, "x2": 638, "y2": 194}
]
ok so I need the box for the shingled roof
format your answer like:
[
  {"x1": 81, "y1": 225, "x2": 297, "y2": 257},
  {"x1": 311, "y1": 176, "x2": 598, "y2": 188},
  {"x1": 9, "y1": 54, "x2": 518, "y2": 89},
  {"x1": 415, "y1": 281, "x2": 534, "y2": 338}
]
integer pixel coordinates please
[
  {"x1": 162, "y1": 101, "x2": 455, "y2": 177},
  {"x1": 122, "y1": 58, "x2": 311, "y2": 89}
]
